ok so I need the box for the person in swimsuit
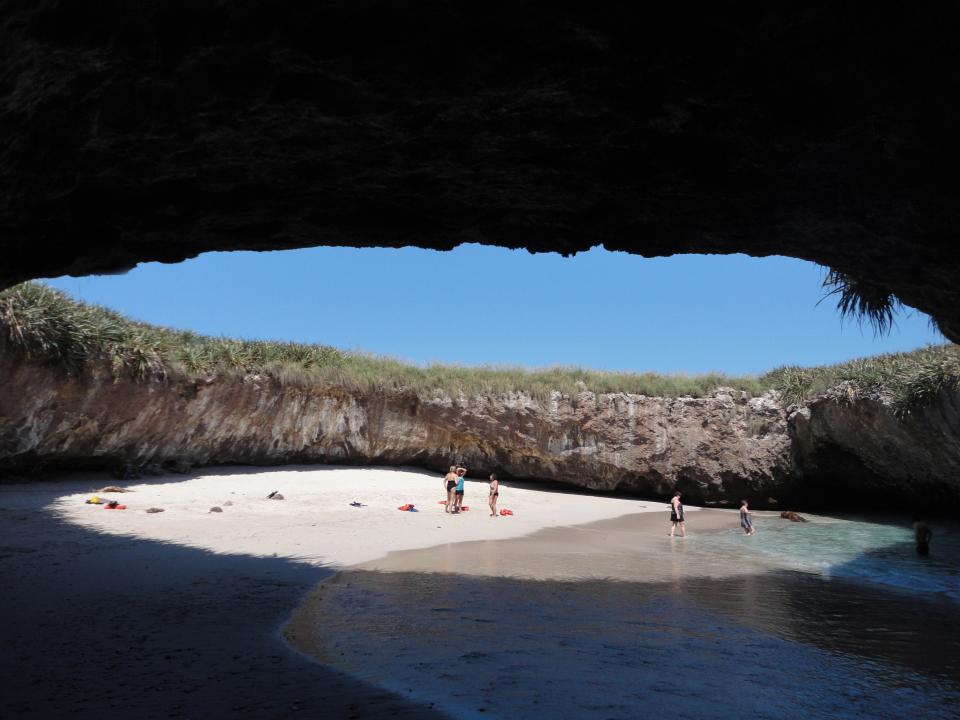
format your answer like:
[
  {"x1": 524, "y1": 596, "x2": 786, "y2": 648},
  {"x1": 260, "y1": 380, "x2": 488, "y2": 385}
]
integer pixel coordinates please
[
  {"x1": 453, "y1": 467, "x2": 466, "y2": 512},
  {"x1": 443, "y1": 465, "x2": 458, "y2": 512},
  {"x1": 488, "y1": 473, "x2": 499, "y2": 517},
  {"x1": 669, "y1": 491, "x2": 686, "y2": 537},
  {"x1": 740, "y1": 499, "x2": 756, "y2": 535}
]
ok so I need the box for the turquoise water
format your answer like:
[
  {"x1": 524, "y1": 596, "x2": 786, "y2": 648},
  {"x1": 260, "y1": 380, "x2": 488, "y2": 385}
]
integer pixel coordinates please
[
  {"x1": 707, "y1": 514, "x2": 960, "y2": 602},
  {"x1": 300, "y1": 515, "x2": 960, "y2": 719}
]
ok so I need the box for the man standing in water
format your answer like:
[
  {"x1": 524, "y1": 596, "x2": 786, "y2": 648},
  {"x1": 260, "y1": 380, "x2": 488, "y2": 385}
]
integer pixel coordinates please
[
  {"x1": 740, "y1": 500, "x2": 757, "y2": 535},
  {"x1": 669, "y1": 491, "x2": 685, "y2": 537},
  {"x1": 914, "y1": 517, "x2": 933, "y2": 555}
]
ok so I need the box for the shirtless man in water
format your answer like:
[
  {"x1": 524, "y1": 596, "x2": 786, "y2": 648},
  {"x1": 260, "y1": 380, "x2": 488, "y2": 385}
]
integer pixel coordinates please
[
  {"x1": 442, "y1": 466, "x2": 458, "y2": 512},
  {"x1": 914, "y1": 518, "x2": 933, "y2": 555}
]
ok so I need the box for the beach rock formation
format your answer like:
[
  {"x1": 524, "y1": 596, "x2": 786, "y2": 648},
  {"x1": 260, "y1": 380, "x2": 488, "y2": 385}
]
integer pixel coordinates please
[
  {"x1": 3, "y1": 345, "x2": 959, "y2": 509},
  {"x1": 779, "y1": 511, "x2": 807, "y2": 522},
  {"x1": 1, "y1": 3, "x2": 959, "y2": 340},
  {"x1": 789, "y1": 390, "x2": 960, "y2": 508}
]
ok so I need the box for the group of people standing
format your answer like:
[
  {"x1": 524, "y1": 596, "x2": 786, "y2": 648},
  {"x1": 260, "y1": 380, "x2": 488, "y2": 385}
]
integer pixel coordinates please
[{"x1": 442, "y1": 465, "x2": 500, "y2": 517}]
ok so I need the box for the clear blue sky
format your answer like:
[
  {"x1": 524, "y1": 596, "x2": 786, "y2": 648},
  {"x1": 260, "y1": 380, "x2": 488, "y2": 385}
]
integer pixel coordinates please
[{"x1": 44, "y1": 245, "x2": 943, "y2": 376}]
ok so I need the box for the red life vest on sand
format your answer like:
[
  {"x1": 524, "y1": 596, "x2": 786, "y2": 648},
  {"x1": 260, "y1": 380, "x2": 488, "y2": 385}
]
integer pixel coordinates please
[
  {"x1": 397, "y1": 504, "x2": 416, "y2": 511},
  {"x1": 499, "y1": 508, "x2": 513, "y2": 516}
]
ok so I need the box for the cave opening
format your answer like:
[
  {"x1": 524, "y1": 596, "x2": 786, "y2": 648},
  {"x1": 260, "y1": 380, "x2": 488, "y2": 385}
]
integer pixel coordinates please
[{"x1": 41, "y1": 244, "x2": 943, "y2": 377}]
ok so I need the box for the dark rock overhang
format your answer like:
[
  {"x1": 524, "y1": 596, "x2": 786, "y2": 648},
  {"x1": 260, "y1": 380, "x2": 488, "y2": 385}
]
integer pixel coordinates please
[{"x1": 2, "y1": 2, "x2": 959, "y2": 339}]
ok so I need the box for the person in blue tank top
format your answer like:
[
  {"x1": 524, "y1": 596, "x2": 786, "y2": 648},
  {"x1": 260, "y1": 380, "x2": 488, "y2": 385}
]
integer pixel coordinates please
[{"x1": 453, "y1": 467, "x2": 466, "y2": 512}]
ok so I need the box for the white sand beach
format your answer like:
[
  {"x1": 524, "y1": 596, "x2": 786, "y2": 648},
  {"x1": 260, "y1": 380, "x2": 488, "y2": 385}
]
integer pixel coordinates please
[
  {"x1": 0, "y1": 465, "x2": 709, "y2": 719},
  {"x1": 48, "y1": 465, "x2": 681, "y2": 568}
]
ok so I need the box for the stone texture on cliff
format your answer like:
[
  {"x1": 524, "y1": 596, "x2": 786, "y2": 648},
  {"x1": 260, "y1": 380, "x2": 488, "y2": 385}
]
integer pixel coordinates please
[
  {"x1": 0, "y1": 347, "x2": 793, "y2": 504},
  {"x1": 2, "y1": 2, "x2": 960, "y2": 339},
  {"x1": 790, "y1": 390, "x2": 960, "y2": 508},
  {"x1": 5, "y1": 346, "x2": 960, "y2": 508}
]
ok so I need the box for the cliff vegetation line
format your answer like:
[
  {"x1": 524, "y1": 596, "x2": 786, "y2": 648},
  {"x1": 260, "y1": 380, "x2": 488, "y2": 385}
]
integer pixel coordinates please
[{"x1": 1, "y1": 282, "x2": 957, "y2": 416}]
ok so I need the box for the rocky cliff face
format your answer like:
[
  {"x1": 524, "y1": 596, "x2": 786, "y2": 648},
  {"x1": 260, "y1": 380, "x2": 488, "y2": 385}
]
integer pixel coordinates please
[
  {"x1": 3, "y1": 347, "x2": 959, "y2": 509},
  {"x1": 790, "y1": 389, "x2": 960, "y2": 509},
  {"x1": 2, "y1": 2, "x2": 960, "y2": 340}
]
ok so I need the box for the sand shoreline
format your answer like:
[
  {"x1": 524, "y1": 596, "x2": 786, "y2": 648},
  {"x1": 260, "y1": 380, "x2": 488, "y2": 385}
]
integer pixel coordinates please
[
  {"x1": 283, "y1": 507, "x2": 752, "y2": 665},
  {"x1": 48, "y1": 465, "x2": 677, "y2": 568},
  {"x1": 4, "y1": 466, "x2": 953, "y2": 719},
  {"x1": 1, "y1": 464, "x2": 689, "y2": 719}
]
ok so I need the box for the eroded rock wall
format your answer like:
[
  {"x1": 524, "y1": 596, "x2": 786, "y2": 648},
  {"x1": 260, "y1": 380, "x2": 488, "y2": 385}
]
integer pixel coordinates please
[
  {"x1": 790, "y1": 390, "x2": 960, "y2": 508},
  {"x1": 0, "y1": 348, "x2": 792, "y2": 503},
  {"x1": 2, "y1": 348, "x2": 958, "y2": 508}
]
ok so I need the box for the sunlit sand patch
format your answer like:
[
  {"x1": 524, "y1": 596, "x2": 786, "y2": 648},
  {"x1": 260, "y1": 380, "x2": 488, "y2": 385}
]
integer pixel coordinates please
[{"x1": 50, "y1": 465, "x2": 671, "y2": 568}]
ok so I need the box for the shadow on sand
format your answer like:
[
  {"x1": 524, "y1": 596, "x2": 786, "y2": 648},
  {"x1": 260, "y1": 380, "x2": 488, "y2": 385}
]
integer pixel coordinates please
[{"x1": 0, "y1": 478, "x2": 450, "y2": 720}]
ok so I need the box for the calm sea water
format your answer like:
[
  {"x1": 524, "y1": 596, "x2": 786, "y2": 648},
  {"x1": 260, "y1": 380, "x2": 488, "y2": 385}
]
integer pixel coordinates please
[{"x1": 299, "y1": 515, "x2": 960, "y2": 719}]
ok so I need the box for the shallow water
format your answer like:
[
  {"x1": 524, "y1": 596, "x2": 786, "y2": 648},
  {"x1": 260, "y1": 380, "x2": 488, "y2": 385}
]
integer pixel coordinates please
[
  {"x1": 687, "y1": 514, "x2": 960, "y2": 602},
  {"x1": 294, "y1": 514, "x2": 960, "y2": 719}
]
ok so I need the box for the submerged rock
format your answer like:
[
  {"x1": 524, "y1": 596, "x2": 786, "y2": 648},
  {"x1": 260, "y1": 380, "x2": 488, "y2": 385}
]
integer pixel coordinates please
[{"x1": 780, "y1": 511, "x2": 807, "y2": 522}]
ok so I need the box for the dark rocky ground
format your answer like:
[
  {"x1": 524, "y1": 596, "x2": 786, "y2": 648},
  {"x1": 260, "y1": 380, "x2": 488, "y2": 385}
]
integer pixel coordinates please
[{"x1": 0, "y1": 479, "x2": 448, "y2": 720}]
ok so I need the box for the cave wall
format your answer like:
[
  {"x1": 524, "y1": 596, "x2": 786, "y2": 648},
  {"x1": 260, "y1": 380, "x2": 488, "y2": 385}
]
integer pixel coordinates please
[
  {"x1": 2, "y1": 2, "x2": 960, "y2": 339},
  {"x1": 0, "y1": 345, "x2": 794, "y2": 504},
  {"x1": 790, "y1": 390, "x2": 960, "y2": 509},
  {"x1": 3, "y1": 346, "x2": 960, "y2": 509}
]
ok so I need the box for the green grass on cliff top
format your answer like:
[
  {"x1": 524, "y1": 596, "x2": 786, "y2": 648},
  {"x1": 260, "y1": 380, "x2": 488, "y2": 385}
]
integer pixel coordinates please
[{"x1": 2, "y1": 282, "x2": 958, "y2": 415}]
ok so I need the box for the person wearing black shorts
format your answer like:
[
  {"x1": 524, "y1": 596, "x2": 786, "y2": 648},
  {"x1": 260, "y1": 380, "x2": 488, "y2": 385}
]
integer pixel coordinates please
[
  {"x1": 669, "y1": 491, "x2": 685, "y2": 537},
  {"x1": 453, "y1": 467, "x2": 466, "y2": 512}
]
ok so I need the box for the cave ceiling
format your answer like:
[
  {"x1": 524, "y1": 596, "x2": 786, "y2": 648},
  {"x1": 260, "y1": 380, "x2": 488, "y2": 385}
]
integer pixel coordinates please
[{"x1": 2, "y1": 2, "x2": 959, "y2": 339}]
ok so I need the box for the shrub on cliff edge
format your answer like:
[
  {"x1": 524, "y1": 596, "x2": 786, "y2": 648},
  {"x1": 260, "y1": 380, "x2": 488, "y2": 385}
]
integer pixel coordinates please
[{"x1": 2, "y1": 282, "x2": 957, "y2": 411}]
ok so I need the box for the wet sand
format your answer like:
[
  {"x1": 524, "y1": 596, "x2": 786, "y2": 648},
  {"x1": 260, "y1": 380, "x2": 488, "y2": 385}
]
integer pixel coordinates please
[
  {"x1": 284, "y1": 509, "x2": 756, "y2": 661},
  {"x1": 285, "y1": 511, "x2": 960, "y2": 720},
  {"x1": 354, "y1": 508, "x2": 751, "y2": 581}
]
